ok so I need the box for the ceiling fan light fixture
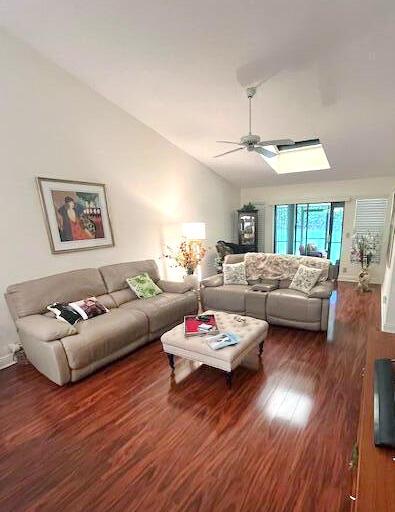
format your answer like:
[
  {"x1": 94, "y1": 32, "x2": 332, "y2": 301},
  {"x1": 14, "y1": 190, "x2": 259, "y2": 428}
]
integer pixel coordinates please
[{"x1": 213, "y1": 86, "x2": 296, "y2": 159}]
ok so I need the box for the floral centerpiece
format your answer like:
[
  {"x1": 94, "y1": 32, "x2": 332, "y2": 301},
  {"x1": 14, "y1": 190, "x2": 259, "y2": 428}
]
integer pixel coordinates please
[
  {"x1": 350, "y1": 232, "x2": 379, "y2": 291},
  {"x1": 163, "y1": 240, "x2": 206, "y2": 276}
]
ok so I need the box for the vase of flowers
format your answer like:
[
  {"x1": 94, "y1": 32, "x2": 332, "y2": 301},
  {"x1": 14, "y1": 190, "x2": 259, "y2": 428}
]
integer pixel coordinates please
[
  {"x1": 163, "y1": 240, "x2": 206, "y2": 289},
  {"x1": 350, "y1": 232, "x2": 379, "y2": 292}
]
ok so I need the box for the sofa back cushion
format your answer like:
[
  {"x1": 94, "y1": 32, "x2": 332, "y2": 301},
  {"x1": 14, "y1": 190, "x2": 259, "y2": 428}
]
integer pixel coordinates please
[
  {"x1": 6, "y1": 268, "x2": 107, "y2": 319},
  {"x1": 111, "y1": 288, "x2": 136, "y2": 307},
  {"x1": 99, "y1": 260, "x2": 160, "y2": 294},
  {"x1": 224, "y1": 254, "x2": 245, "y2": 265}
]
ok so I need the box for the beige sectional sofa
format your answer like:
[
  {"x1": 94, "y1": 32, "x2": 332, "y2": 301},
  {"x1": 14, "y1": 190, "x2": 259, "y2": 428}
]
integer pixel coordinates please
[
  {"x1": 5, "y1": 260, "x2": 198, "y2": 385},
  {"x1": 201, "y1": 254, "x2": 334, "y2": 332}
]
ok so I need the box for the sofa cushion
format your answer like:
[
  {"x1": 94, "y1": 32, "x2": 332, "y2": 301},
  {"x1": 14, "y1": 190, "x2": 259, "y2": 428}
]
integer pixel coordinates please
[
  {"x1": 111, "y1": 288, "x2": 137, "y2": 306},
  {"x1": 308, "y1": 281, "x2": 334, "y2": 299},
  {"x1": 201, "y1": 274, "x2": 224, "y2": 287},
  {"x1": 201, "y1": 285, "x2": 249, "y2": 313},
  {"x1": 120, "y1": 291, "x2": 197, "y2": 333},
  {"x1": 60, "y1": 309, "x2": 148, "y2": 370},
  {"x1": 157, "y1": 280, "x2": 193, "y2": 294},
  {"x1": 96, "y1": 294, "x2": 117, "y2": 309},
  {"x1": 224, "y1": 254, "x2": 245, "y2": 264},
  {"x1": 6, "y1": 268, "x2": 107, "y2": 318},
  {"x1": 245, "y1": 290, "x2": 268, "y2": 320},
  {"x1": 266, "y1": 288, "x2": 322, "y2": 323},
  {"x1": 251, "y1": 282, "x2": 278, "y2": 292},
  {"x1": 99, "y1": 260, "x2": 160, "y2": 293},
  {"x1": 16, "y1": 314, "x2": 77, "y2": 342}
]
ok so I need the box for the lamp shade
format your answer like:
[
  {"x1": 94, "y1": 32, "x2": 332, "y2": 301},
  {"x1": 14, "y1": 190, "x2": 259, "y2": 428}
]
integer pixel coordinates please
[{"x1": 182, "y1": 222, "x2": 206, "y2": 240}]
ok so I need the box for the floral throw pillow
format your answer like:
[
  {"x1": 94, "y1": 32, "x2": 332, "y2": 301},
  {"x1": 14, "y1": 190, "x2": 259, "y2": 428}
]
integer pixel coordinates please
[
  {"x1": 223, "y1": 262, "x2": 248, "y2": 285},
  {"x1": 126, "y1": 272, "x2": 163, "y2": 299},
  {"x1": 289, "y1": 264, "x2": 322, "y2": 294}
]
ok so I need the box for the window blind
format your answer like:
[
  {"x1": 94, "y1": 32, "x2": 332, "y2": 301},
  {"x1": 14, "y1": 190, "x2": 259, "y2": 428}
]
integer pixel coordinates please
[
  {"x1": 354, "y1": 198, "x2": 388, "y2": 263},
  {"x1": 255, "y1": 202, "x2": 265, "y2": 252}
]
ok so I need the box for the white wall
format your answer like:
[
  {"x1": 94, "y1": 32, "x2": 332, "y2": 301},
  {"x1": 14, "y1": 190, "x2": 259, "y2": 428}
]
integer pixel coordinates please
[
  {"x1": 241, "y1": 177, "x2": 395, "y2": 284},
  {"x1": 382, "y1": 194, "x2": 395, "y2": 333},
  {"x1": 0, "y1": 30, "x2": 239, "y2": 357}
]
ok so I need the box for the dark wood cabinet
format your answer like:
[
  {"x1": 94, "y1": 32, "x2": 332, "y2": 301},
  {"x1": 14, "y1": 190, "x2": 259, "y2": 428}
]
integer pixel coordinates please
[
  {"x1": 238, "y1": 209, "x2": 258, "y2": 252},
  {"x1": 352, "y1": 330, "x2": 395, "y2": 511}
]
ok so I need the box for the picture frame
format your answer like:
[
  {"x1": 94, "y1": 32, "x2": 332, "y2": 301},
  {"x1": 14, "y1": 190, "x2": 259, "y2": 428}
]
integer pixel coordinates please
[
  {"x1": 36, "y1": 177, "x2": 115, "y2": 254},
  {"x1": 387, "y1": 192, "x2": 395, "y2": 267}
]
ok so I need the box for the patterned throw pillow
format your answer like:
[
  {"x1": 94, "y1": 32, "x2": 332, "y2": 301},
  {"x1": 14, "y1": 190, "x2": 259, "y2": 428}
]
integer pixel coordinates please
[
  {"x1": 223, "y1": 262, "x2": 248, "y2": 285},
  {"x1": 47, "y1": 302, "x2": 82, "y2": 326},
  {"x1": 69, "y1": 297, "x2": 109, "y2": 320},
  {"x1": 289, "y1": 264, "x2": 322, "y2": 294},
  {"x1": 126, "y1": 272, "x2": 163, "y2": 299}
]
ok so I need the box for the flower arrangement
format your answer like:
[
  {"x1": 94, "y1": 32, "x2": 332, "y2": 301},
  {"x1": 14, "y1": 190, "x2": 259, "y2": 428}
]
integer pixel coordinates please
[
  {"x1": 163, "y1": 240, "x2": 206, "y2": 275},
  {"x1": 350, "y1": 232, "x2": 379, "y2": 269}
]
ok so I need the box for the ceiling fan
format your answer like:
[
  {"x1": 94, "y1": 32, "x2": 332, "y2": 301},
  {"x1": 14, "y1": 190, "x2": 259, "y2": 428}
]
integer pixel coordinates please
[{"x1": 214, "y1": 87, "x2": 295, "y2": 159}]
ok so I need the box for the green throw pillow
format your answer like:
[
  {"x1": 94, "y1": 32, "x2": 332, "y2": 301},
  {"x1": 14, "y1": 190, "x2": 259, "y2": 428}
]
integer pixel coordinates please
[{"x1": 126, "y1": 272, "x2": 163, "y2": 299}]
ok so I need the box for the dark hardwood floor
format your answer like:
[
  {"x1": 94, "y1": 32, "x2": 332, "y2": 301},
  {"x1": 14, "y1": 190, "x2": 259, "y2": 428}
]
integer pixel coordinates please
[{"x1": 0, "y1": 283, "x2": 379, "y2": 512}]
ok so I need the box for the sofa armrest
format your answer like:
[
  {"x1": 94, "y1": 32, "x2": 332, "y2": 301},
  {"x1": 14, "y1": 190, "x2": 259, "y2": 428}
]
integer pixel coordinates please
[
  {"x1": 16, "y1": 315, "x2": 77, "y2": 342},
  {"x1": 308, "y1": 281, "x2": 334, "y2": 299},
  {"x1": 157, "y1": 280, "x2": 193, "y2": 294},
  {"x1": 201, "y1": 274, "x2": 223, "y2": 288}
]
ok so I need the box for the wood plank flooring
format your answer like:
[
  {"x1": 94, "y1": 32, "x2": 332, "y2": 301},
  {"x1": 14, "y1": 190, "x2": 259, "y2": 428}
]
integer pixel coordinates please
[{"x1": 0, "y1": 283, "x2": 379, "y2": 512}]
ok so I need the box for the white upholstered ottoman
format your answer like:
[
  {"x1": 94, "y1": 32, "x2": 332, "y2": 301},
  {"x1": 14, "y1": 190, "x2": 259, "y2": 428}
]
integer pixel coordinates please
[{"x1": 160, "y1": 310, "x2": 269, "y2": 387}]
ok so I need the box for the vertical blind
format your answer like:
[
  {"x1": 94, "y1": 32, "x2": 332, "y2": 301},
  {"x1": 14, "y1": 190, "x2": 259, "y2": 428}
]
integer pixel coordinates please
[{"x1": 354, "y1": 198, "x2": 388, "y2": 263}]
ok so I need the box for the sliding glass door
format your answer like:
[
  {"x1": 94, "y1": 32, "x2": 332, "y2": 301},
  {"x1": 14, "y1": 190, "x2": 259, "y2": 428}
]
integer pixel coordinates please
[
  {"x1": 295, "y1": 203, "x2": 331, "y2": 255},
  {"x1": 274, "y1": 202, "x2": 344, "y2": 264}
]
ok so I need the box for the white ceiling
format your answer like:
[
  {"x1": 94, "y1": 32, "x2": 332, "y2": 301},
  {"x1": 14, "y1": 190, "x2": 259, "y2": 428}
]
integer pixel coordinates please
[{"x1": 1, "y1": 0, "x2": 395, "y2": 187}]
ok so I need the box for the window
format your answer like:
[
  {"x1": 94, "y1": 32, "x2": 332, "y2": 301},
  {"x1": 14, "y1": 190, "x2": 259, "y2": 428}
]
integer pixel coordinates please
[
  {"x1": 274, "y1": 204, "x2": 294, "y2": 254},
  {"x1": 354, "y1": 198, "x2": 388, "y2": 263},
  {"x1": 274, "y1": 202, "x2": 345, "y2": 264},
  {"x1": 260, "y1": 139, "x2": 331, "y2": 174}
]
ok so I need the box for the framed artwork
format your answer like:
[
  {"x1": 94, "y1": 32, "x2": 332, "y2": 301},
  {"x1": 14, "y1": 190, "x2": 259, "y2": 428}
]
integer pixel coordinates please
[
  {"x1": 387, "y1": 192, "x2": 395, "y2": 267},
  {"x1": 37, "y1": 177, "x2": 114, "y2": 254}
]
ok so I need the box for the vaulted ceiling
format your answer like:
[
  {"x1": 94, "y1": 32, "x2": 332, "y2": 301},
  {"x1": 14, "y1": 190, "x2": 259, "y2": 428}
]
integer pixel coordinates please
[{"x1": 1, "y1": 0, "x2": 394, "y2": 186}]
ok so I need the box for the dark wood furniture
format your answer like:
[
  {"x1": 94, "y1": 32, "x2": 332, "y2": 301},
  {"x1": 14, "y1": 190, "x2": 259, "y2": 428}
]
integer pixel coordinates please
[
  {"x1": 351, "y1": 324, "x2": 395, "y2": 511},
  {"x1": 238, "y1": 209, "x2": 258, "y2": 252}
]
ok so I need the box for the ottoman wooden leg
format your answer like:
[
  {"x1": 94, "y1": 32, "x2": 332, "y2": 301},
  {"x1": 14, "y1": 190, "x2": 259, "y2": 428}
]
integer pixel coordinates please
[
  {"x1": 225, "y1": 371, "x2": 233, "y2": 389},
  {"x1": 259, "y1": 341, "x2": 265, "y2": 356},
  {"x1": 167, "y1": 353, "x2": 175, "y2": 372}
]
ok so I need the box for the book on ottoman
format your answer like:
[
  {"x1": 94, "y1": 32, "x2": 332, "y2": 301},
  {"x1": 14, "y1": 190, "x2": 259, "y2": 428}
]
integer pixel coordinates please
[{"x1": 184, "y1": 313, "x2": 219, "y2": 337}]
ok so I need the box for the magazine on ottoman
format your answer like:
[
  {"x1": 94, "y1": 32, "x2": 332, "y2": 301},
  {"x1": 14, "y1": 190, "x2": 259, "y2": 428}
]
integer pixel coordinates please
[{"x1": 184, "y1": 313, "x2": 219, "y2": 337}]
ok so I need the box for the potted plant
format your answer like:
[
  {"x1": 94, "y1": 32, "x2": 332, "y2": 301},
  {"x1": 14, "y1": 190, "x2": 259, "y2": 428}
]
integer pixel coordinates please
[
  {"x1": 239, "y1": 202, "x2": 257, "y2": 212},
  {"x1": 350, "y1": 232, "x2": 379, "y2": 292}
]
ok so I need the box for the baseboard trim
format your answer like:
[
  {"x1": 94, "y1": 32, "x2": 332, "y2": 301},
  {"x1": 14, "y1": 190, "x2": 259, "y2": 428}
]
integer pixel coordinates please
[
  {"x1": 338, "y1": 275, "x2": 357, "y2": 283},
  {"x1": 338, "y1": 274, "x2": 381, "y2": 285},
  {"x1": 0, "y1": 353, "x2": 16, "y2": 370},
  {"x1": 382, "y1": 322, "x2": 395, "y2": 334}
]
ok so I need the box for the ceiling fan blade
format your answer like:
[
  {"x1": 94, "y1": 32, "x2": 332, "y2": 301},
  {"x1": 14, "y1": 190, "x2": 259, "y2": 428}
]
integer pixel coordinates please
[
  {"x1": 258, "y1": 139, "x2": 295, "y2": 146},
  {"x1": 254, "y1": 146, "x2": 277, "y2": 158},
  {"x1": 216, "y1": 140, "x2": 244, "y2": 145},
  {"x1": 213, "y1": 147, "x2": 245, "y2": 158}
]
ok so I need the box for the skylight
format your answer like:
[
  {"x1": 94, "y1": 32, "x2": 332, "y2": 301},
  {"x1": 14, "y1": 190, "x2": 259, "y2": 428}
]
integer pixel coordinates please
[{"x1": 260, "y1": 139, "x2": 331, "y2": 174}]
